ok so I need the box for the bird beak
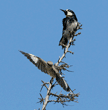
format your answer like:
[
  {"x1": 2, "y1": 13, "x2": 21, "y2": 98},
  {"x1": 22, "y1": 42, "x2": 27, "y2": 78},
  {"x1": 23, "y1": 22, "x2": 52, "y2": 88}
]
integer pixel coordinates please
[
  {"x1": 60, "y1": 9, "x2": 66, "y2": 13},
  {"x1": 60, "y1": 9, "x2": 67, "y2": 15}
]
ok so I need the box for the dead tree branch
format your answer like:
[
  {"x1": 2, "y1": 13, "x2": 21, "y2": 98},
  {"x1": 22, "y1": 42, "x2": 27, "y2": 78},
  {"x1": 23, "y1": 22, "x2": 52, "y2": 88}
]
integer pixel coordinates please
[
  {"x1": 42, "y1": 78, "x2": 54, "y2": 110},
  {"x1": 41, "y1": 23, "x2": 82, "y2": 110}
]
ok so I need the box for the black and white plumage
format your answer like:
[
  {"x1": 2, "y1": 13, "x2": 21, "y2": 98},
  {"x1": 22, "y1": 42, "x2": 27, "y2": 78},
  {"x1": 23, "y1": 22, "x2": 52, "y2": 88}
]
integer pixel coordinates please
[
  {"x1": 59, "y1": 9, "x2": 80, "y2": 48},
  {"x1": 20, "y1": 50, "x2": 72, "y2": 92}
]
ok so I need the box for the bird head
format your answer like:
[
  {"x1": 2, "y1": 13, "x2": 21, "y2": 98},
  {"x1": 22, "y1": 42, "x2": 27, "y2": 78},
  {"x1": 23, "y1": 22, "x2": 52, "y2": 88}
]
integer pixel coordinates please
[
  {"x1": 60, "y1": 9, "x2": 78, "y2": 20},
  {"x1": 60, "y1": 9, "x2": 75, "y2": 17},
  {"x1": 47, "y1": 61, "x2": 53, "y2": 66}
]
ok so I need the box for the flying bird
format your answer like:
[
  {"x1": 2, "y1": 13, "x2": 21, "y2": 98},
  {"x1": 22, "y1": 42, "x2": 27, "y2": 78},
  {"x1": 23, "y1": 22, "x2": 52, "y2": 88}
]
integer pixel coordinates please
[
  {"x1": 19, "y1": 50, "x2": 72, "y2": 92},
  {"x1": 59, "y1": 9, "x2": 80, "y2": 48}
]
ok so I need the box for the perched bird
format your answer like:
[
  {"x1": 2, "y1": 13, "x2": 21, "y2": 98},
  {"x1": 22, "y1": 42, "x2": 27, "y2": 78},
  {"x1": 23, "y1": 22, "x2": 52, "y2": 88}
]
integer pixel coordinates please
[
  {"x1": 59, "y1": 9, "x2": 79, "y2": 48},
  {"x1": 19, "y1": 50, "x2": 72, "y2": 92}
]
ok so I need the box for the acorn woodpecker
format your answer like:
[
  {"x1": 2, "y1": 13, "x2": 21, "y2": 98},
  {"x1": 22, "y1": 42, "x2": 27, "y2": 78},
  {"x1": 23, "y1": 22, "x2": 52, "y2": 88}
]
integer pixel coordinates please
[{"x1": 59, "y1": 9, "x2": 79, "y2": 48}]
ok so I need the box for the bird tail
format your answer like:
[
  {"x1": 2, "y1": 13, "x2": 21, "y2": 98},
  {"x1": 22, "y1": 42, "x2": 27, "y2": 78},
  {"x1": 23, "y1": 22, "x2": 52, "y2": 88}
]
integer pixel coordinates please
[
  {"x1": 59, "y1": 36, "x2": 68, "y2": 49},
  {"x1": 56, "y1": 74, "x2": 71, "y2": 92}
]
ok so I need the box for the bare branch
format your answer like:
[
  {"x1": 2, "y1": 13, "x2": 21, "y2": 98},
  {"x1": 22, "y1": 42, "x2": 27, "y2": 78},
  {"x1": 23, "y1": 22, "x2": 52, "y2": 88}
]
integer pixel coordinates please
[
  {"x1": 67, "y1": 51, "x2": 74, "y2": 54},
  {"x1": 55, "y1": 37, "x2": 73, "y2": 66},
  {"x1": 51, "y1": 82, "x2": 58, "y2": 89},
  {"x1": 37, "y1": 94, "x2": 44, "y2": 105},
  {"x1": 57, "y1": 61, "x2": 73, "y2": 72},
  {"x1": 46, "y1": 92, "x2": 79, "y2": 107},
  {"x1": 77, "y1": 23, "x2": 82, "y2": 30},
  {"x1": 40, "y1": 80, "x2": 49, "y2": 92},
  {"x1": 74, "y1": 32, "x2": 81, "y2": 36},
  {"x1": 42, "y1": 78, "x2": 54, "y2": 110},
  {"x1": 42, "y1": 23, "x2": 82, "y2": 109}
]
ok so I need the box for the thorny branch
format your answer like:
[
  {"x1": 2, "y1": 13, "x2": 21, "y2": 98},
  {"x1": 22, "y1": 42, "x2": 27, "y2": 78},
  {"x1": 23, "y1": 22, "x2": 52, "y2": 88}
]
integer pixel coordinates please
[{"x1": 38, "y1": 23, "x2": 82, "y2": 110}]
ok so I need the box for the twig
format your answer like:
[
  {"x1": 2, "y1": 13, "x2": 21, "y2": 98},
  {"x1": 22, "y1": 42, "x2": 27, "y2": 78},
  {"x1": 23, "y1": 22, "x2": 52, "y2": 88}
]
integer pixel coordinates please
[
  {"x1": 55, "y1": 37, "x2": 73, "y2": 66},
  {"x1": 40, "y1": 80, "x2": 49, "y2": 92},
  {"x1": 37, "y1": 94, "x2": 44, "y2": 105},
  {"x1": 42, "y1": 78, "x2": 54, "y2": 110}
]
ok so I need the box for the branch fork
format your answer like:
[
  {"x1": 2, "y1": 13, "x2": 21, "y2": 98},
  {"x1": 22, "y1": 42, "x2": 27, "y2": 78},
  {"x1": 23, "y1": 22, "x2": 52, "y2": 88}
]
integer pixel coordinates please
[{"x1": 38, "y1": 24, "x2": 82, "y2": 110}]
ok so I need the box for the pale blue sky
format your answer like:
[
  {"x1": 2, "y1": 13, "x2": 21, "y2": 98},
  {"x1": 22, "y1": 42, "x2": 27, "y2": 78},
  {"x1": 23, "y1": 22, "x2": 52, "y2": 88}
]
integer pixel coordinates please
[{"x1": 0, "y1": 0, "x2": 108, "y2": 110}]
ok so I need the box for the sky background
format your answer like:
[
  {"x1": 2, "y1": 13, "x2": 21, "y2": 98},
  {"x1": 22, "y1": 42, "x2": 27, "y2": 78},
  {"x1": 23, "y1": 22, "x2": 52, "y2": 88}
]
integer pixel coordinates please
[{"x1": 0, "y1": 0, "x2": 108, "y2": 110}]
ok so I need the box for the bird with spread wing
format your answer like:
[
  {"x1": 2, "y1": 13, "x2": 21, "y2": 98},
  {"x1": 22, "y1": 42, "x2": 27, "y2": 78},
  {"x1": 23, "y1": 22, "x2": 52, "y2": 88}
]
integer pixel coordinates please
[{"x1": 19, "y1": 50, "x2": 72, "y2": 92}]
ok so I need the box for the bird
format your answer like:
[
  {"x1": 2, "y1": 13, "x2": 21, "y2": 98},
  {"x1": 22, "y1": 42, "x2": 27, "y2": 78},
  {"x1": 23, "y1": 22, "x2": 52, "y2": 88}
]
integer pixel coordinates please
[
  {"x1": 19, "y1": 50, "x2": 73, "y2": 92},
  {"x1": 59, "y1": 9, "x2": 80, "y2": 48}
]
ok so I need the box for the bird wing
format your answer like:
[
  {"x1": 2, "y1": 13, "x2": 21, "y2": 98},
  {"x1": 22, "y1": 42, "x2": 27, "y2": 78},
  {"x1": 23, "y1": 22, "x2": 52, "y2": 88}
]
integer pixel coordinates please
[
  {"x1": 19, "y1": 50, "x2": 47, "y2": 73},
  {"x1": 20, "y1": 50, "x2": 72, "y2": 92},
  {"x1": 56, "y1": 74, "x2": 71, "y2": 92},
  {"x1": 52, "y1": 66, "x2": 71, "y2": 92},
  {"x1": 62, "y1": 18, "x2": 67, "y2": 31}
]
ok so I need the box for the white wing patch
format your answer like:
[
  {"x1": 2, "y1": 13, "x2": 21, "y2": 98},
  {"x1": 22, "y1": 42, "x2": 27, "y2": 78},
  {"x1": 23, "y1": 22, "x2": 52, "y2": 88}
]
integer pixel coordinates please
[{"x1": 30, "y1": 54, "x2": 38, "y2": 63}]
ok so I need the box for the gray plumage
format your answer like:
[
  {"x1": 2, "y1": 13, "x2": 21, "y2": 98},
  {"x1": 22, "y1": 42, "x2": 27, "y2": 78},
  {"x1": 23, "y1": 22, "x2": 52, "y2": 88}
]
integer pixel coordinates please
[{"x1": 20, "y1": 50, "x2": 72, "y2": 92}]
